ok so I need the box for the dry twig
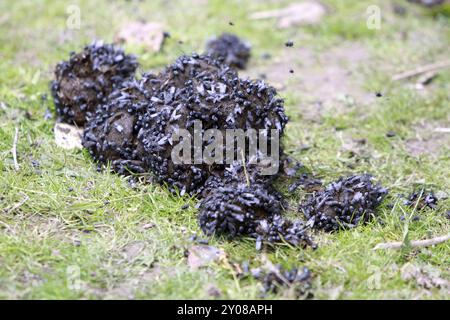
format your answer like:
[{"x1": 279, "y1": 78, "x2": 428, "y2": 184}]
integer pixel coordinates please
[
  {"x1": 434, "y1": 128, "x2": 450, "y2": 133},
  {"x1": 5, "y1": 192, "x2": 29, "y2": 214},
  {"x1": 392, "y1": 60, "x2": 450, "y2": 81},
  {"x1": 373, "y1": 234, "x2": 450, "y2": 250}
]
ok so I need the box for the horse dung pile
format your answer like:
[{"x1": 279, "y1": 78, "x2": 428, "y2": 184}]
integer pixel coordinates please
[{"x1": 50, "y1": 38, "x2": 389, "y2": 250}]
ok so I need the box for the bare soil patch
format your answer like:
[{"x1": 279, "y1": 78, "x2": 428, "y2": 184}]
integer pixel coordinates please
[
  {"x1": 243, "y1": 42, "x2": 376, "y2": 121},
  {"x1": 406, "y1": 119, "x2": 450, "y2": 157}
]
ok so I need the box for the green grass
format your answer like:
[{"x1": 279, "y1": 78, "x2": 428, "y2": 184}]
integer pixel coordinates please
[{"x1": 0, "y1": 0, "x2": 449, "y2": 299}]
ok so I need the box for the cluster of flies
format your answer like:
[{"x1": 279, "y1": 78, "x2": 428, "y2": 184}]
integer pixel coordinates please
[
  {"x1": 50, "y1": 31, "x2": 441, "y2": 294},
  {"x1": 239, "y1": 261, "x2": 313, "y2": 298},
  {"x1": 51, "y1": 34, "x2": 317, "y2": 249}
]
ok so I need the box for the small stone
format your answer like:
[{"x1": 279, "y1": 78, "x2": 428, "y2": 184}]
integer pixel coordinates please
[{"x1": 143, "y1": 223, "x2": 155, "y2": 229}]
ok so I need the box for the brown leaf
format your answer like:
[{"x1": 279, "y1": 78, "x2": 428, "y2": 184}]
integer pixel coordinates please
[
  {"x1": 249, "y1": 1, "x2": 326, "y2": 29},
  {"x1": 187, "y1": 245, "x2": 226, "y2": 269},
  {"x1": 54, "y1": 122, "x2": 83, "y2": 149},
  {"x1": 115, "y1": 21, "x2": 165, "y2": 52}
]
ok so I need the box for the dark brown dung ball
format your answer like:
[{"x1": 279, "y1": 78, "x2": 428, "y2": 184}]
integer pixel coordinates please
[
  {"x1": 299, "y1": 174, "x2": 388, "y2": 232},
  {"x1": 82, "y1": 75, "x2": 158, "y2": 174},
  {"x1": 205, "y1": 33, "x2": 251, "y2": 69},
  {"x1": 198, "y1": 178, "x2": 315, "y2": 249},
  {"x1": 51, "y1": 41, "x2": 138, "y2": 126},
  {"x1": 137, "y1": 54, "x2": 287, "y2": 195},
  {"x1": 83, "y1": 54, "x2": 287, "y2": 190}
]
